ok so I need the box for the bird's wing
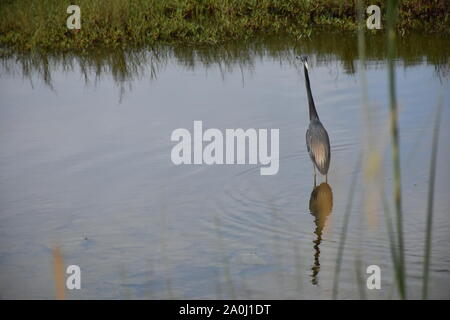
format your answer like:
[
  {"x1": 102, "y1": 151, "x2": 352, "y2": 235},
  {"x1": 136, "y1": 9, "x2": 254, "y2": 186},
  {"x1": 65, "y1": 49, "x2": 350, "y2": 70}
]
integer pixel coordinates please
[
  {"x1": 306, "y1": 128, "x2": 312, "y2": 155},
  {"x1": 306, "y1": 122, "x2": 330, "y2": 174}
]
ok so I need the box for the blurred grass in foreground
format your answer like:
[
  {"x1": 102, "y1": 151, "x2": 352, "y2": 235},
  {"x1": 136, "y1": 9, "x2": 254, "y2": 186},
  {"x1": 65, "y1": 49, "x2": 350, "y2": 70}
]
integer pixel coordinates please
[
  {"x1": 386, "y1": 0, "x2": 407, "y2": 300},
  {"x1": 52, "y1": 246, "x2": 66, "y2": 300},
  {"x1": 332, "y1": 0, "x2": 446, "y2": 300},
  {"x1": 422, "y1": 100, "x2": 443, "y2": 299}
]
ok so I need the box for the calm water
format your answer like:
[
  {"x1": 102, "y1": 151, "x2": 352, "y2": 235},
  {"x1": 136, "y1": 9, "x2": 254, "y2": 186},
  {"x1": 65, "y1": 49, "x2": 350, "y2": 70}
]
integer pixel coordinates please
[{"x1": 0, "y1": 34, "x2": 449, "y2": 299}]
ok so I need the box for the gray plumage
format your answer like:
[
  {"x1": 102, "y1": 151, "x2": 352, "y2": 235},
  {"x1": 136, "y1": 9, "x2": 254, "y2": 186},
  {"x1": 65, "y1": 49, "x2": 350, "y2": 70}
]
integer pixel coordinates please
[
  {"x1": 306, "y1": 119, "x2": 330, "y2": 175},
  {"x1": 300, "y1": 55, "x2": 331, "y2": 177}
]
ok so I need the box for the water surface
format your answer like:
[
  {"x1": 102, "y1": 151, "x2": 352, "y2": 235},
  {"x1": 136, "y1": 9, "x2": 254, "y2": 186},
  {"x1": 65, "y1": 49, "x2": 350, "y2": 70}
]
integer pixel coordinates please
[{"x1": 0, "y1": 33, "x2": 449, "y2": 299}]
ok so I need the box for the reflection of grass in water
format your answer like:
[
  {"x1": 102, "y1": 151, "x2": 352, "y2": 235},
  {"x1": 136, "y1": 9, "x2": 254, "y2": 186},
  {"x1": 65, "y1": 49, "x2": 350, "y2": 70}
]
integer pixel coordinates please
[
  {"x1": 1, "y1": 33, "x2": 449, "y2": 95},
  {"x1": 213, "y1": 215, "x2": 236, "y2": 299}
]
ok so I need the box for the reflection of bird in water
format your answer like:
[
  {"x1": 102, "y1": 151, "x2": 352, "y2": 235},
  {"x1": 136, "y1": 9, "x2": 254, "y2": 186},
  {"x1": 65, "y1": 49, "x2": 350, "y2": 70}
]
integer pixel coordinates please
[
  {"x1": 309, "y1": 182, "x2": 333, "y2": 285},
  {"x1": 299, "y1": 56, "x2": 331, "y2": 185}
]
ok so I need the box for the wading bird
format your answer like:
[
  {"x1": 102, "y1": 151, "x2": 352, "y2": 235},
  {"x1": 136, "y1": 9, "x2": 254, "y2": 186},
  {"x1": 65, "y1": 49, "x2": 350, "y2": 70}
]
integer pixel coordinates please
[{"x1": 299, "y1": 56, "x2": 330, "y2": 184}]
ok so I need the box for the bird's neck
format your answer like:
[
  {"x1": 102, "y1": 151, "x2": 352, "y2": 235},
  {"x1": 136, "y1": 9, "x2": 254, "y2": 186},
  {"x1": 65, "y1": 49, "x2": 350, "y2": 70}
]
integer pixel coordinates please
[{"x1": 304, "y1": 65, "x2": 319, "y2": 121}]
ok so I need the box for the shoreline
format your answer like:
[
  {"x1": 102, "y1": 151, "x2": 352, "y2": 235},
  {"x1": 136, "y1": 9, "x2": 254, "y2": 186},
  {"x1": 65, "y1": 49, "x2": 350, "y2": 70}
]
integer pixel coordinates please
[{"x1": 1, "y1": 0, "x2": 448, "y2": 52}]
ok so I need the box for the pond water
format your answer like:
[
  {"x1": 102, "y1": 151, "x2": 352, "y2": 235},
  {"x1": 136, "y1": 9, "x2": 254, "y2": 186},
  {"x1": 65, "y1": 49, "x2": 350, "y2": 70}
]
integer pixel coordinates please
[{"x1": 0, "y1": 33, "x2": 449, "y2": 299}]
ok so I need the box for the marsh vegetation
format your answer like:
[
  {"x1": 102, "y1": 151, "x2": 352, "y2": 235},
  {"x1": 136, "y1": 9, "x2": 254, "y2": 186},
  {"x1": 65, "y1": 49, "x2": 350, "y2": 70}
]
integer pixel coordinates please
[{"x1": 0, "y1": 0, "x2": 448, "y2": 51}]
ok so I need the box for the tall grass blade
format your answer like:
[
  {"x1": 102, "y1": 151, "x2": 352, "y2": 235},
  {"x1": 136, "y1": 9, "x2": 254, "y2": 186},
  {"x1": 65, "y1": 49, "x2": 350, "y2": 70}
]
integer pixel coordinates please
[
  {"x1": 380, "y1": 185, "x2": 404, "y2": 298},
  {"x1": 422, "y1": 100, "x2": 443, "y2": 299},
  {"x1": 52, "y1": 245, "x2": 65, "y2": 300},
  {"x1": 332, "y1": 155, "x2": 361, "y2": 299},
  {"x1": 214, "y1": 215, "x2": 236, "y2": 299},
  {"x1": 386, "y1": 0, "x2": 406, "y2": 299},
  {"x1": 355, "y1": 257, "x2": 367, "y2": 300}
]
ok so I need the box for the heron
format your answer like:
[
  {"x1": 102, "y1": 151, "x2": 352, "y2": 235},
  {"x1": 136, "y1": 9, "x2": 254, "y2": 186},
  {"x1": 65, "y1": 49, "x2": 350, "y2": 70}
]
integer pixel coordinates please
[{"x1": 299, "y1": 56, "x2": 330, "y2": 184}]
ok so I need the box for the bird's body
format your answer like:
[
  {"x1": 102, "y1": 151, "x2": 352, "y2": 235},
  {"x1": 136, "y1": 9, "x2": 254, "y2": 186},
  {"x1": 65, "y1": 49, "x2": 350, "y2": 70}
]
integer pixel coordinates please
[
  {"x1": 300, "y1": 56, "x2": 331, "y2": 182},
  {"x1": 306, "y1": 118, "x2": 330, "y2": 175}
]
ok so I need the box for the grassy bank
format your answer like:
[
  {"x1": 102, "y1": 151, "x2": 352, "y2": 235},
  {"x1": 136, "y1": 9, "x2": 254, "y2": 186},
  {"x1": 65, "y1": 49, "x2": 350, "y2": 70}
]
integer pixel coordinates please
[{"x1": 0, "y1": 0, "x2": 448, "y2": 52}]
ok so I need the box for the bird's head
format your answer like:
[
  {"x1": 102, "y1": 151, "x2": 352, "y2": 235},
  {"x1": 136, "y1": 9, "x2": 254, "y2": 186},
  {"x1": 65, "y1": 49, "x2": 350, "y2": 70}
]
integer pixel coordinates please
[{"x1": 297, "y1": 55, "x2": 309, "y2": 70}]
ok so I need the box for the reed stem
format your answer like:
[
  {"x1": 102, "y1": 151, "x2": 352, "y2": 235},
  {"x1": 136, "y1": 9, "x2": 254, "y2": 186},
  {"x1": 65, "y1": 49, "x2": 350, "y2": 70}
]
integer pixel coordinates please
[
  {"x1": 422, "y1": 101, "x2": 443, "y2": 299},
  {"x1": 387, "y1": 0, "x2": 406, "y2": 300}
]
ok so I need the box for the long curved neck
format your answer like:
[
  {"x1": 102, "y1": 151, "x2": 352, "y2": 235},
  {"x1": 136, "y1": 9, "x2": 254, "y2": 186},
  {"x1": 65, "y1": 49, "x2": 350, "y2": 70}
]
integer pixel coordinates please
[{"x1": 303, "y1": 64, "x2": 319, "y2": 121}]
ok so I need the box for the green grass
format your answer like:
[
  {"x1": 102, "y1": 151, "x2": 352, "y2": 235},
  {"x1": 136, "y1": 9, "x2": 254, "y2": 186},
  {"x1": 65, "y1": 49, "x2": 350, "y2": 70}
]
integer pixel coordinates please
[
  {"x1": 0, "y1": 0, "x2": 448, "y2": 52},
  {"x1": 332, "y1": 155, "x2": 361, "y2": 299},
  {"x1": 332, "y1": 0, "x2": 445, "y2": 300},
  {"x1": 422, "y1": 101, "x2": 443, "y2": 299}
]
